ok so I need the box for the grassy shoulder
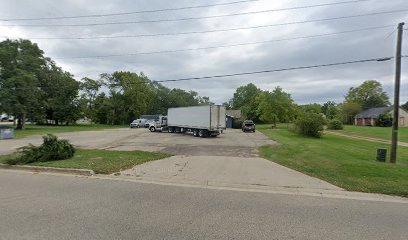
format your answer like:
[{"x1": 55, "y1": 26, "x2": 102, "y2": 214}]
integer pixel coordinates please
[
  {"x1": 257, "y1": 124, "x2": 408, "y2": 197},
  {"x1": 336, "y1": 125, "x2": 408, "y2": 143},
  {"x1": 0, "y1": 149, "x2": 171, "y2": 174},
  {"x1": 8, "y1": 123, "x2": 127, "y2": 139}
]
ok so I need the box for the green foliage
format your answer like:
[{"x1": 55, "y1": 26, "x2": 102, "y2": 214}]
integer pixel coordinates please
[
  {"x1": 376, "y1": 113, "x2": 393, "y2": 127},
  {"x1": 7, "y1": 134, "x2": 75, "y2": 165},
  {"x1": 293, "y1": 112, "x2": 326, "y2": 138},
  {"x1": 321, "y1": 101, "x2": 338, "y2": 120},
  {"x1": 230, "y1": 83, "x2": 261, "y2": 121},
  {"x1": 232, "y1": 119, "x2": 243, "y2": 129},
  {"x1": 299, "y1": 103, "x2": 322, "y2": 114},
  {"x1": 257, "y1": 86, "x2": 296, "y2": 126},
  {"x1": 345, "y1": 80, "x2": 390, "y2": 110},
  {"x1": 338, "y1": 101, "x2": 362, "y2": 124},
  {"x1": 402, "y1": 101, "x2": 408, "y2": 112},
  {"x1": 327, "y1": 119, "x2": 344, "y2": 130}
]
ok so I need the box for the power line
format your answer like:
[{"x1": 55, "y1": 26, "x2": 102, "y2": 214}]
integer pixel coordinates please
[
  {"x1": 153, "y1": 57, "x2": 396, "y2": 83},
  {"x1": 2, "y1": 56, "x2": 405, "y2": 90},
  {"x1": 0, "y1": 0, "x2": 258, "y2": 21},
  {"x1": 0, "y1": 0, "x2": 370, "y2": 27},
  {"x1": 5, "y1": 9, "x2": 406, "y2": 40},
  {"x1": 53, "y1": 25, "x2": 393, "y2": 60}
]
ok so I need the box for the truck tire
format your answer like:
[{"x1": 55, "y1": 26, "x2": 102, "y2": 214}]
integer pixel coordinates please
[
  {"x1": 193, "y1": 129, "x2": 199, "y2": 137},
  {"x1": 198, "y1": 130, "x2": 207, "y2": 138},
  {"x1": 149, "y1": 126, "x2": 156, "y2": 132},
  {"x1": 168, "y1": 127, "x2": 173, "y2": 133}
]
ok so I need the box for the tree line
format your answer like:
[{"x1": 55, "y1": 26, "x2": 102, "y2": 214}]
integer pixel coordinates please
[
  {"x1": 223, "y1": 79, "x2": 401, "y2": 126},
  {"x1": 1, "y1": 39, "x2": 407, "y2": 130},
  {"x1": 0, "y1": 39, "x2": 210, "y2": 129}
]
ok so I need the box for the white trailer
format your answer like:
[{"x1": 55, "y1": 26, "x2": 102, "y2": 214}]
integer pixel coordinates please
[{"x1": 148, "y1": 105, "x2": 226, "y2": 137}]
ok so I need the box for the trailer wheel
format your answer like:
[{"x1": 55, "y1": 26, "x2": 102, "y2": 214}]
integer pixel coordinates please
[
  {"x1": 168, "y1": 127, "x2": 173, "y2": 133},
  {"x1": 198, "y1": 130, "x2": 207, "y2": 138},
  {"x1": 149, "y1": 126, "x2": 156, "y2": 132},
  {"x1": 193, "y1": 129, "x2": 199, "y2": 137}
]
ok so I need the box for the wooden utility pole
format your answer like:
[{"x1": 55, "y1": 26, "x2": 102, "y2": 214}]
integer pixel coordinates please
[{"x1": 390, "y1": 22, "x2": 405, "y2": 163}]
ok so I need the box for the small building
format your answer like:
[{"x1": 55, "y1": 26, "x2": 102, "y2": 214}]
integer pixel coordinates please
[
  {"x1": 354, "y1": 106, "x2": 408, "y2": 127},
  {"x1": 225, "y1": 110, "x2": 242, "y2": 128}
]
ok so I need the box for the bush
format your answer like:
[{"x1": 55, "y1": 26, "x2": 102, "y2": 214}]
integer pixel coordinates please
[
  {"x1": 232, "y1": 119, "x2": 243, "y2": 129},
  {"x1": 7, "y1": 134, "x2": 75, "y2": 165},
  {"x1": 327, "y1": 119, "x2": 344, "y2": 130},
  {"x1": 294, "y1": 112, "x2": 326, "y2": 138},
  {"x1": 376, "y1": 113, "x2": 392, "y2": 127}
]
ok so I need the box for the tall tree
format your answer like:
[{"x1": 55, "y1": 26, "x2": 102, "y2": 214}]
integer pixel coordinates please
[
  {"x1": 257, "y1": 86, "x2": 296, "y2": 127},
  {"x1": 0, "y1": 39, "x2": 46, "y2": 129},
  {"x1": 300, "y1": 103, "x2": 322, "y2": 114},
  {"x1": 80, "y1": 77, "x2": 102, "y2": 121},
  {"x1": 345, "y1": 80, "x2": 390, "y2": 110},
  {"x1": 321, "y1": 101, "x2": 338, "y2": 120},
  {"x1": 338, "y1": 101, "x2": 362, "y2": 124},
  {"x1": 40, "y1": 59, "x2": 80, "y2": 125},
  {"x1": 231, "y1": 83, "x2": 261, "y2": 121}
]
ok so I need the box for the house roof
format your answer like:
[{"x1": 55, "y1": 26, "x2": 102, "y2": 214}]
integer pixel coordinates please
[
  {"x1": 355, "y1": 107, "x2": 392, "y2": 118},
  {"x1": 226, "y1": 110, "x2": 242, "y2": 118}
]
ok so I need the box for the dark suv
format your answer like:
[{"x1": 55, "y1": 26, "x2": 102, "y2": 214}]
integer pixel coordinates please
[{"x1": 242, "y1": 120, "x2": 255, "y2": 132}]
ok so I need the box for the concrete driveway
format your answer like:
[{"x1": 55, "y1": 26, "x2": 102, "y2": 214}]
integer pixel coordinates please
[{"x1": 0, "y1": 128, "x2": 341, "y2": 193}]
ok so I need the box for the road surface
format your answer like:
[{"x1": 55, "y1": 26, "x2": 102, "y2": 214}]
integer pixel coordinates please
[{"x1": 0, "y1": 170, "x2": 407, "y2": 240}]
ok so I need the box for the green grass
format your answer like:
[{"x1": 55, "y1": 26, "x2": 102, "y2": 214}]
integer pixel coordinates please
[
  {"x1": 257, "y1": 124, "x2": 408, "y2": 197},
  {"x1": 7, "y1": 124, "x2": 127, "y2": 139},
  {"x1": 0, "y1": 149, "x2": 171, "y2": 174},
  {"x1": 335, "y1": 125, "x2": 408, "y2": 143}
]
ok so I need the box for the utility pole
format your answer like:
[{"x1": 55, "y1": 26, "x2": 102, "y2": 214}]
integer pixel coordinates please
[{"x1": 390, "y1": 22, "x2": 405, "y2": 163}]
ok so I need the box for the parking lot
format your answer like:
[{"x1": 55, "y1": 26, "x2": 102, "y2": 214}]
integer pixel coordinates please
[{"x1": 0, "y1": 128, "x2": 276, "y2": 157}]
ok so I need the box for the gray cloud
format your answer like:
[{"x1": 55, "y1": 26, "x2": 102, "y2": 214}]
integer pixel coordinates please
[{"x1": 1, "y1": 0, "x2": 407, "y2": 105}]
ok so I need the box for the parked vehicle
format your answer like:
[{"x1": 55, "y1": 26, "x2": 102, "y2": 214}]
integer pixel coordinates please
[
  {"x1": 130, "y1": 119, "x2": 147, "y2": 128},
  {"x1": 148, "y1": 105, "x2": 226, "y2": 138},
  {"x1": 242, "y1": 120, "x2": 255, "y2": 132},
  {"x1": 144, "y1": 119, "x2": 155, "y2": 128}
]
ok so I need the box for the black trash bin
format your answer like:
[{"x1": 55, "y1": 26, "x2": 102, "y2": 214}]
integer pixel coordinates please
[{"x1": 377, "y1": 148, "x2": 387, "y2": 162}]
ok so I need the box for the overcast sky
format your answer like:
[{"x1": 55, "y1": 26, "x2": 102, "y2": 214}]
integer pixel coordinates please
[{"x1": 1, "y1": 0, "x2": 407, "y2": 104}]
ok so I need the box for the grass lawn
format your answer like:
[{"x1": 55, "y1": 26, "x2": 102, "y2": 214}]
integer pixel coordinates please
[
  {"x1": 335, "y1": 125, "x2": 408, "y2": 143},
  {"x1": 6, "y1": 124, "x2": 127, "y2": 139},
  {"x1": 0, "y1": 149, "x2": 171, "y2": 174},
  {"x1": 257, "y1": 125, "x2": 408, "y2": 197}
]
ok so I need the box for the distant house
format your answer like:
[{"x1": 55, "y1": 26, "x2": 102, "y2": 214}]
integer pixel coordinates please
[
  {"x1": 225, "y1": 110, "x2": 242, "y2": 128},
  {"x1": 354, "y1": 107, "x2": 408, "y2": 127}
]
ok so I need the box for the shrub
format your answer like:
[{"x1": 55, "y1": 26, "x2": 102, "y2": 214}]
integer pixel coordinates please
[
  {"x1": 7, "y1": 134, "x2": 75, "y2": 165},
  {"x1": 294, "y1": 112, "x2": 326, "y2": 138},
  {"x1": 327, "y1": 119, "x2": 344, "y2": 130},
  {"x1": 232, "y1": 119, "x2": 243, "y2": 129},
  {"x1": 376, "y1": 113, "x2": 392, "y2": 127}
]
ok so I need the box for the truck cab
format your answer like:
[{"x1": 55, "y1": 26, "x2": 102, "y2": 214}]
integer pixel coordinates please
[{"x1": 148, "y1": 116, "x2": 168, "y2": 132}]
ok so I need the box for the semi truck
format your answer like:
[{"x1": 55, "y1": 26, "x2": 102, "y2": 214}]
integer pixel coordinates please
[{"x1": 148, "y1": 105, "x2": 226, "y2": 137}]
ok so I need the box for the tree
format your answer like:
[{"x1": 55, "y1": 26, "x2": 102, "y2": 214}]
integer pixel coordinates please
[
  {"x1": 402, "y1": 101, "x2": 408, "y2": 112},
  {"x1": 321, "y1": 101, "x2": 338, "y2": 120},
  {"x1": 338, "y1": 101, "x2": 362, "y2": 124},
  {"x1": 257, "y1": 86, "x2": 296, "y2": 127},
  {"x1": 40, "y1": 59, "x2": 80, "y2": 125},
  {"x1": 0, "y1": 39, "x2": 46, "y2": 129},
  {"x1": 231, "y1": 83, "x2": 261, "y2": 121},
  {"x1": 80, "y1": 77, "x2": 102, "y2": 121},
  {"x1": 300, "y1": 103, "x2": 322, "y2": 114},
  {"x1": 345, "y1": 80, "x2": 390, "y2": 110}
]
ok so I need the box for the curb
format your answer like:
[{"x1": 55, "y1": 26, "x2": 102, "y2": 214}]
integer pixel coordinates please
[{"x1": 0, "y1": 164, "x2": 94, "y2": 176}]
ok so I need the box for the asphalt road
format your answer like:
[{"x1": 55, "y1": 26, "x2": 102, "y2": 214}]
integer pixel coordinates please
[{"x1": 1, "y1": 170, "x2": 407, "y2": 240}]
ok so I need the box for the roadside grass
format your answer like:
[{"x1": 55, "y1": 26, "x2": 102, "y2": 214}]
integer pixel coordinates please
[
  {"x1": 334, "y1": 125, "x2": 408, "y2": 143},
  {"x1": 9, "y1": 124, "x2": 127, "y2": 139},
  {"x1": 0, "y1": 149, "x2": 171, "y2": 174},
  {"x1": 257, "y1": 124, "x2": 408, "y2": 197}
]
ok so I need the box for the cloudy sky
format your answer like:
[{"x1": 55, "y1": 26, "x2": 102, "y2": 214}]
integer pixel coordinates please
[{"x1": 1, "y1": 0, "x2": 407, "y2": 104}]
